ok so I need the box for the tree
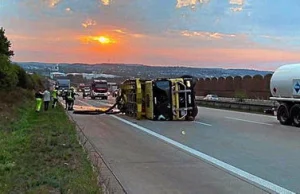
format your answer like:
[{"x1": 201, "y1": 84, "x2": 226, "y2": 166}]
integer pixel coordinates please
[
  {"x1": 0, "y1": 55, "x2": 18, "y2": 89},
  {"x1": 0, "y1": 27, "x2": 14, "y2": 57}
]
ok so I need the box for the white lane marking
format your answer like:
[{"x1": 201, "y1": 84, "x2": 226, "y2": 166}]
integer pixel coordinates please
[
  {"x1": 111, "y1": 115, "x2": 294, "y2": 194},
  {"x1": 199, "y1": 107, "x2": 277, "y2": 119},
  {"x1": 225, "y1": 117, "x2": 273, "y2": 126},
  {"x1": 194, "y1": 121, "x2": 212, "y2": 127}
]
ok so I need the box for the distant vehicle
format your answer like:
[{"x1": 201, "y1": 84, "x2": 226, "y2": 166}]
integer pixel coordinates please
[
  {"x1": 78, "y1": 83, "x2": 85, "y2": 92},
  {"x1": 90, "y1": 80, "x2": 109, "y2": 100},
  {"x1": 112, "y1": 89, "x2": 119, "y2": 97},
  {"x1": 108, "y1": 82, "x2": 118, "y2": 95},
  {"x1": 204, "y1": 94, "x2": 219, "y2": 101},
  {"x1": 270, "y1": 63, "x2": 300, "y2": 127},
  {"x1": 82, "y1": 86, "x2": 91, "y2": 98},
  {"x1": 56, "y1": 79, "x2": 70, "y2": 96}
]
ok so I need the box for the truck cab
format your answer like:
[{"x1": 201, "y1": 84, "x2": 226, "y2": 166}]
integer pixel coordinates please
[
  {"x1": 90, "y1": 80, "x2": 109, "y2": 100},
  {"x1": 56, "y1": 79, "x2": 70, "y2": 97}
]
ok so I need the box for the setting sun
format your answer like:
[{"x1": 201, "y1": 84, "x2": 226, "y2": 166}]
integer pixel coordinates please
[{"x1": 96, "y1": 36, "x2": 112, "y2": 44}]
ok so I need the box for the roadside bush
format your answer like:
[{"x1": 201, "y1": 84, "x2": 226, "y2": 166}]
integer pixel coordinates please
[
  {"x1": 234, "y1": 90, "x2": 247, "y2": 102},
  {"x1": 30, "y1": 73, "x2": 44, "y2": 89},
  {"x1": 12, "y1": 64, "x2": 33, "y2": 89}
]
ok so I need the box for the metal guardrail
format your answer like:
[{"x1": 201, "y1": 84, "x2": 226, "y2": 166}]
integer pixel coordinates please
[{"x1": 196, "y1": 99, "x2": 277, "y2": 112}]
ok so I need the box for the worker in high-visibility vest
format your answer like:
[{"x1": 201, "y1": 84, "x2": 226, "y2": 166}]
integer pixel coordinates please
[
  {"x1": 35, "y1": 89, "x2": 43, "y2": 112},
  {"x1": 52, "y1": 86, "x2": 59, "y2": 108},
  {"x1": 66, "y1": 87, "x2": 78, "y2": 110}
]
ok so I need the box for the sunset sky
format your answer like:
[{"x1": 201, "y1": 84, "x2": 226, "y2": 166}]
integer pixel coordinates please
[{"x1": 1, "y1": 0, "x2": 300, "y2": 70}]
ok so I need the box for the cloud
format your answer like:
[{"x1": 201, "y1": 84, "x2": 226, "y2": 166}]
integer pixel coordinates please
[
  {"x1": 180, "y1": 30, "x2": 237, "y2": 39},
  {"x1": 229, "y1": 0, "x2": 245, "y2": 12},
  {"x1": 176, "y1": 0, "x2": 210, "y2": 9},
  {"x1": 46, "y1": 0, "x2": 61, "y2": 8},
  {"x1": 82, "y1": 18, "x2": 97, "y2": 28},
  {"x1": 101, "y1": 0, "x2": 111, "y2": 6},
  {"x1": 113, "y1": 29, "x2": 126, "y2": 34},
  {"x1": 229, "y1": 0, "x2": 244, "y2": 6},
  {"x1": 65, "y1": 7, "x2": 72, "y2": 12},
  {"x1": 113, "y1": 29, "x2": 146, "y2": 38}
]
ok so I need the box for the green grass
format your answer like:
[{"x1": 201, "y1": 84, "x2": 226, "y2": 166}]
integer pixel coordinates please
[{"x1": 0, "y1": 96, "x2": 101, "y2": 194}]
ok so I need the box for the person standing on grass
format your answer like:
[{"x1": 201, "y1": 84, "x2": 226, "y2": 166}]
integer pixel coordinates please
[
  {"x1": 52, "y1": 86, "x2": 59, "y2": 108},
  {"x1": 43, "y1": 88, "x2": 51, "y2": 111},
  {"x1": 35, "y1": 89, "x2": 43, "y2": 112}
]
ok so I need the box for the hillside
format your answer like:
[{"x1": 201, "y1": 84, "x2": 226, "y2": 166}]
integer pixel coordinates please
[{"x1": 17, "y1": 62, "x2": 273, "y2": 79}]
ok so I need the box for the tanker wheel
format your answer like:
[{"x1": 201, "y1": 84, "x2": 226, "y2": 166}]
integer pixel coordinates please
[
  {"x1": 291, "y1": 104, "x2": 300, "y2": 127},
  {"x1": 277, "y1": 104, "x2": 292, "y2": 125}
]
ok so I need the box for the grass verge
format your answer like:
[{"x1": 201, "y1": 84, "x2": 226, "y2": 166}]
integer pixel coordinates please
[{"x1": 0, "y1": 91, "x2": 100, "y2": 193}]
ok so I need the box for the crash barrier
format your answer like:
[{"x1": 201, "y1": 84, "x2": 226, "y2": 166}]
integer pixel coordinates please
[
  {"x1": 66, "y1": 110, "x2": 127, "y2": 194},
  {"x1": 196, "y1": 99, "x2": 277, "y2": 112}
]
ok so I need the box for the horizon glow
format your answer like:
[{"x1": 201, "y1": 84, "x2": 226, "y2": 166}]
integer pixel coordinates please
[{"x1": 1, "y1": 0, "x2": 300, "y2": 70}]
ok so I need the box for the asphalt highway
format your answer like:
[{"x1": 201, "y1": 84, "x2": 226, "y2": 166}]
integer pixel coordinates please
[{"x1": 67, "y1": 96, "x2": 300, "y2": 194}]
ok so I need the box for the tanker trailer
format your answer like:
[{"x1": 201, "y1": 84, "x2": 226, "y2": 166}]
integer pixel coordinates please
[{"x1": 270, "y1": 64, "x2": 300, "y2": 126}]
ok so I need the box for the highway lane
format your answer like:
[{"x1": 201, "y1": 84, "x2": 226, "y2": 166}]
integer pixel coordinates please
[
  {"x1": 72, "y1": 97, "x2": 300, "y2": 193},
  {"x1": 70, "y1": 98, "x2": 269, "y2": 194}
]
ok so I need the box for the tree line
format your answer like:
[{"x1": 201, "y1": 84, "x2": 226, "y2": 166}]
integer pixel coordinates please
[{"x1": 0, "y1": 27, "x2": 44, "y2": 90}]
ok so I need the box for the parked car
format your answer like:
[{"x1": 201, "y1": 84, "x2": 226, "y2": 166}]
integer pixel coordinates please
[{"x1": 204, "y1": 94, "x2": 219, "y2": 101}]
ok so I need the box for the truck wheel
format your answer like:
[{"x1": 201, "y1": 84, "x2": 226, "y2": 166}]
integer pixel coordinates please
[
  {"x1": 277, "y1": 104, "x2": 292, "y2": 125},
  {"x1": 181, "y1": 75, "x2": 197, "y2": 88},
  {"x1": 103, "y1": 96, "x2": 108, "y2": 100},
  {"x1": 91, "y1": 96, "x2": 95, "y2": 100},
  {"x1": 192, "y1": 105, "x2": 198, "y2": 117},
  {"x1": 291, "y1": 104, "x2": 300, "y2": 127}
]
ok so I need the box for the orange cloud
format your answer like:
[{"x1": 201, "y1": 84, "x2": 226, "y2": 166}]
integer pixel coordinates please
[
  {"x1": 113, "y1": 29, "x2": 146, "y2": 38},
  {"x1": 101, "y1": 0, "x2": 111, "y2": 6},
  {"x1": 79, "y1": 35, "x2": 116, "y2": 45},
  {"x1": 47, "y1": 0, "x2": 61, "y2": 8}
]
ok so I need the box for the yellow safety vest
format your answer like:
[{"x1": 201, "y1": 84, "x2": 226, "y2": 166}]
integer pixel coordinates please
[
  {"x1": 68, "y1": 90, "x2": 74, "y2": 100},
  {"x1": 52, "y1": 90, "x2": 58, "y2": 99}
]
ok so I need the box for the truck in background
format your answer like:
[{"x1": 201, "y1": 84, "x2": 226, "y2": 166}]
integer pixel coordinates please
[
  {"x1": 55, "y1": 79, "x2": 70, "y2": 98},
  {"x1": 56, "y1": 79, "x2": 70, "y2": 91},
  {"x1": 90, "y1": 79, "x2": 109, "y2": 100},
  {"x1": 270, "y1": 63, "x2": 300, "y2": 127}
]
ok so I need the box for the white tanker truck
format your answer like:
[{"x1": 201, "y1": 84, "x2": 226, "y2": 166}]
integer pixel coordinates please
[{"x1": 270, "y1": 64, "x2": 300, "y2": 127}]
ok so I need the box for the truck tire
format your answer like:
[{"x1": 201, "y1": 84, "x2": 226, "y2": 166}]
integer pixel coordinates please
[
  {"x1": 277, "y1": 104, "x2": 292, "y2": 125},
  {"x1": 103, "y1": 96, "x2": 108, "y2": 100},
  {"x1": 290, "y1": 104, "x2": 300, "y2": 127},
  {"x1": 91, "y1": 96, "x2": 95, "y2": 100},
  {"x1": 181, "y1": 75, "x2": 197, "y2": 88}
]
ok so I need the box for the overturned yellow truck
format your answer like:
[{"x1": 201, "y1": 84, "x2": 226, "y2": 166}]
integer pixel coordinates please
[{"x1": 117, "y1": 76, "x2": 198, "y2": 121}]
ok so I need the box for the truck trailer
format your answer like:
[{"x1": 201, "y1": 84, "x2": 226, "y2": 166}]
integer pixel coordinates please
[
  {"x1": 270, "y1": 64, "x2": 300, "y2": 127},
  {"x1": 117, "y1": 76, "x2": 198, "y2": 121}
]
